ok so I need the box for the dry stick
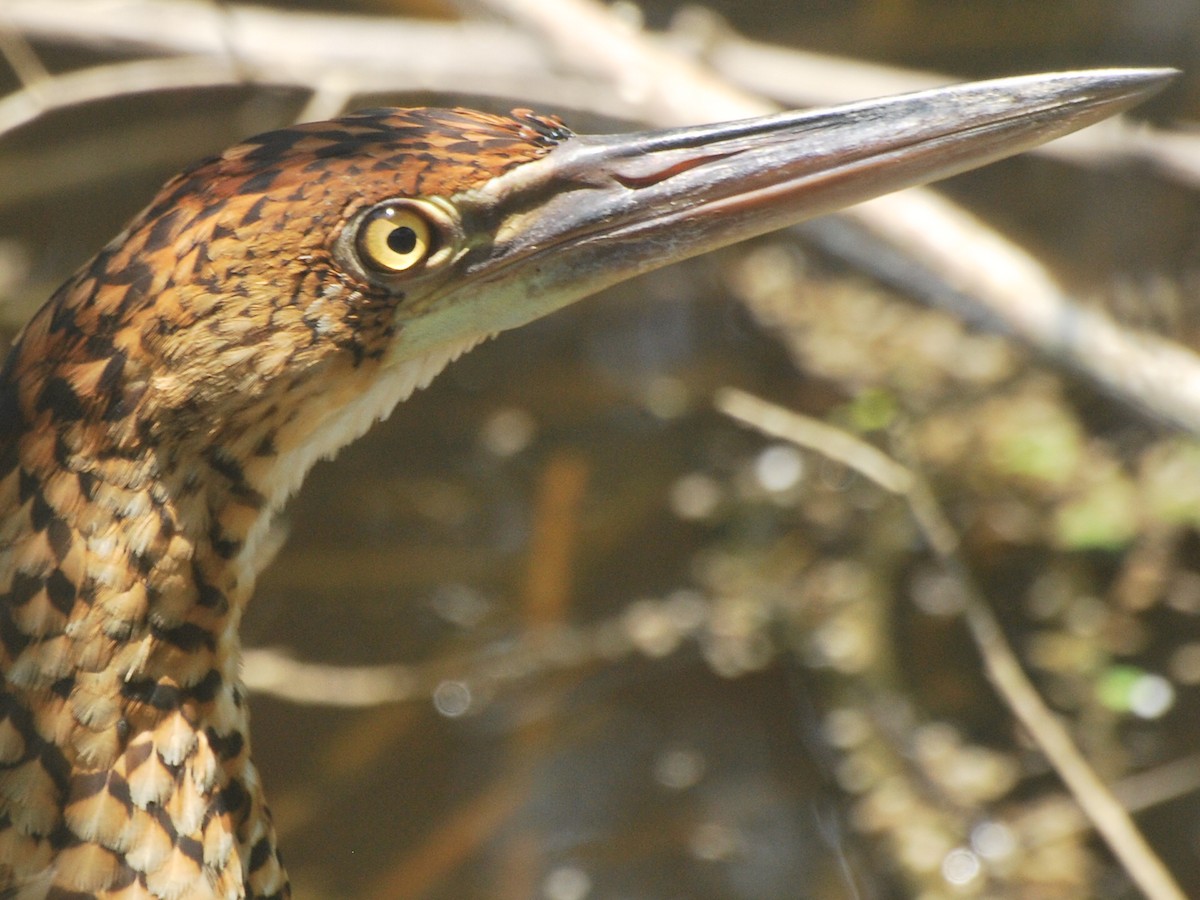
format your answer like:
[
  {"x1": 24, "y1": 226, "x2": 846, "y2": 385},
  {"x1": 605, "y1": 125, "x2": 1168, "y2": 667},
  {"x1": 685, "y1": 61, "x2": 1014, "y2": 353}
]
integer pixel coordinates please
[
  {"x1": 0, "y1": 56, "x2": 242, "y2": 135},
  {"x1": 1111, "y1": 752, "x2": 1200, "y2": 819},
  {"x1": 268, "y1": 703, "x2": 422, "y2": 844},
  {"x1": 238, "y1": 572, "x2": 1200, "y2": 837},
  {"x1": 464, "y1": 0, "x2": 770, "y2": 124},
  {"x1": 0, "y1": 2, "x2": 634, "y2": 125},
  {"x1": 5, "y1": 0, "x2": 1194, "y2": 183},
  {"x1": 667, "y1": 8, "x2": 1197, "y2": 184},
  {"x1": 523, "y1": 452, "x2": 590, "y2": 628},
  {"x1": 0, "y1": 56, "x2": 620, "y2": 140},
  {"x1": 715, "y1": 386, "x2": 1185, "y2": 900},
  {"x1": 366, "y1": 779, "x2": 526, "y2": 900},
  {"x1": 502, "y1": 452, "x2": 593, "y2": 900},
  {"x1": 6, "y1": 0, "x2": 1194, "y2": 176},
  {"x1": 0, "y1": 24, "x2": 49, "y2": 93},
  {"x1": 844, "y1": 192, "x2": 1200, "y2": 434}
]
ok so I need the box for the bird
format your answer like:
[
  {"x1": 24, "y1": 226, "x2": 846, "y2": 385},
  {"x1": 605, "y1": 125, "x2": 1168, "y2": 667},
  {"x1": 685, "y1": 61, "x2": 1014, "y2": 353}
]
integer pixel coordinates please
[{"x1": 0, "y1": 68, "x2": 1172, "y2": 898}]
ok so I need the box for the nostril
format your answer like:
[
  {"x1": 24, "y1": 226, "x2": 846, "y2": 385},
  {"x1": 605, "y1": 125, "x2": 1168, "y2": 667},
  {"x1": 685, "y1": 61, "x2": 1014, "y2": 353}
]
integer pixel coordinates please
[{"x1": 609, "y1": 151, "x2": 736, "y2": 190}]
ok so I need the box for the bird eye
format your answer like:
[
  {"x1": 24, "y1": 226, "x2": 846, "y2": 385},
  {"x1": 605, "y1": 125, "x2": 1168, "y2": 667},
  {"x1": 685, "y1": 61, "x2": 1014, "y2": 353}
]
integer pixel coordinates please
[{"x1": 356, "y1": 204, "x2": 435, "y2": 274}]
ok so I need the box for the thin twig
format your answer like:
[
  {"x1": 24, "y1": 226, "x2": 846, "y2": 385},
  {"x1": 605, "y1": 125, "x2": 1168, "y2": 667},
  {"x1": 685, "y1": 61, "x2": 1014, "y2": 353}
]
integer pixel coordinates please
[
  {"x1": 462, "y1": 0, "x2": 765, "y2": 124},
  {"x1": 9, "y1": 0, "x2": 1192, "y2": 178},
  {"x1": 0, "y1": 56, "x2": 243, "y2": 136},
  {"x1": 715, "y1": 386, "x2": 1186, "y2": 900},
  {"x1": 667, "y1": 7, "x2": 1195, "y2": 182},
  {"x1": 1111, "y1": 753, "x2": 1200, "y2": 818},
  {"x1": 240, "y1": 648, "x2": 418, "y2": 707},
  {"x1": 831, "y1": 192, "x2": 1200, "y2": 433},
  {"x1": 366, "y1": 780, "x2": 526, "y2": 900},
  {"x1": 0, "y1": 43, "x2": 629, "y2": 140},
  {"x1": 523, "y1": 452, "x2": 589, "y2": 628},
  {"x1": 0, "y1": 25, "x2": 50, "y2": 91},
  {"x1": 0, "y1": 1, "x2": 631, "y2": 123}
]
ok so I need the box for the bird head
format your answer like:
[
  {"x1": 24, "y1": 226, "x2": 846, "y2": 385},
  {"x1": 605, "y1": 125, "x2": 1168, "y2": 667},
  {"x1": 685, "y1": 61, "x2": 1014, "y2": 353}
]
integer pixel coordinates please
[{"x1": 4, "y1": 70, "x2": 1172, "y2": 522}]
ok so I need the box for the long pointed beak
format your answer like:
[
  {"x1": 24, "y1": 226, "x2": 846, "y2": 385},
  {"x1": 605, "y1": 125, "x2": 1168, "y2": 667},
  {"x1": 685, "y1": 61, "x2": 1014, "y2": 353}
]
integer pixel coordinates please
[{"x1": 400, "y1": 68, "x2": 1175, "y2": 354}]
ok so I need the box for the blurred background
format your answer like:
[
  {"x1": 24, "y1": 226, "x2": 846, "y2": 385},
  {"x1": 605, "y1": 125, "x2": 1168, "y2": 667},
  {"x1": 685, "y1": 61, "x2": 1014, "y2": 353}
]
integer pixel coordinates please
[{"x1": 2, "y1": 1, "x2": 1200, "y2": 897}]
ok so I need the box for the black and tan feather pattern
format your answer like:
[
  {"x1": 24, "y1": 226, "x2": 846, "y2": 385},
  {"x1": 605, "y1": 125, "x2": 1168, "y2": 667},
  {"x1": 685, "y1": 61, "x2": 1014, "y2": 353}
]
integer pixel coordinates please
[{"x1": 0, "y1": 107, "x2": 569, "y2": 899}]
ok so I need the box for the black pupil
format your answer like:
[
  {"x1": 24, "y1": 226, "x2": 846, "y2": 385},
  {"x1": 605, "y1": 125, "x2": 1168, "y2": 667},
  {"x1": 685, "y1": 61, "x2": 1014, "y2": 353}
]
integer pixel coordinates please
[{"x1": 387, "y1": 225, "x2": 418, "y2": 255}]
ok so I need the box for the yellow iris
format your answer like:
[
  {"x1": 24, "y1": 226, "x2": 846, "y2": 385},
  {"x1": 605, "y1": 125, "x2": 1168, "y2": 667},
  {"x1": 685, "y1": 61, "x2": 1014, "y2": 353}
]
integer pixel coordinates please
[{"x1": 357, "y1": 205, "x2": 433, "y2": 273}]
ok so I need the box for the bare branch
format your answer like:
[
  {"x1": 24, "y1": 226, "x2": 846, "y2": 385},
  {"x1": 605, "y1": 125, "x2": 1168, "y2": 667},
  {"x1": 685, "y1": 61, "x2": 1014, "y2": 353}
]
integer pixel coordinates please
[
  {"x1": 0, "y1": 24, "x2": 50, "y2": 90},
  {"x1": 667, "y1": 7, "x2": 1198, "y2": 183},
  {"x1": 460, "y1": 0, "x2": 765, "y2": 124},
  {"x1": 0, "y1": 56, "x2": 243, "y2": 136},
  {"x1": 7, "y1": 0, "x2": 1190, "y2": 174},
  {"x1": 716, "y1": 386, "x2": 1187, "y2": 900},
  {"x1": 0, "y1": 1, "x2": 633, "y2": 126},
  {"x1": 841, "y1": 191, "x2": 1200, "y2": 432},
  {"x1": 241, "y1": 648, "x2": 419, "y2": 707}
]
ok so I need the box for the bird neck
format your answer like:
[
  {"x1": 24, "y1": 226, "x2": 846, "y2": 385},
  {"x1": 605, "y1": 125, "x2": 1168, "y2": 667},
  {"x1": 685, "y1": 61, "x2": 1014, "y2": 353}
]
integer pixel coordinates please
[
  {"x1": 0, "y1": 313, "x2": 291, "y2": 895},
  {"x1": 0, "y1": 203, "x2": 477, "y2": 898}
]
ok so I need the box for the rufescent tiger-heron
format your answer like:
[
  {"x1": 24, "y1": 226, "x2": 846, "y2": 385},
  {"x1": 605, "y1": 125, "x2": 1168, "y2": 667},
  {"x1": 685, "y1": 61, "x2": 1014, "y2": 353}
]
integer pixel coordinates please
[{"x1": 0, "y1": 68, "x2": 1174, "y2": 898}]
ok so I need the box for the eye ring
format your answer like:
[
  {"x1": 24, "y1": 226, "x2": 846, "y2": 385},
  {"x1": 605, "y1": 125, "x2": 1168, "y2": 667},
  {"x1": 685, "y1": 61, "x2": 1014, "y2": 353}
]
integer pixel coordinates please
[{"x1": 355, "y1": 203, "x2": 436, "y2": 274}]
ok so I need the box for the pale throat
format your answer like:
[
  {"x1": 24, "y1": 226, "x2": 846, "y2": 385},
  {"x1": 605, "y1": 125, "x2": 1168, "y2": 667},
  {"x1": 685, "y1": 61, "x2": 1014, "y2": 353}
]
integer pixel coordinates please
[
  {"x1": 230, "y1": 334, "x2": 490, "y2": 585},
  {"x1": 69, "y1": 329, "x2": 491, "y2": 679}
]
